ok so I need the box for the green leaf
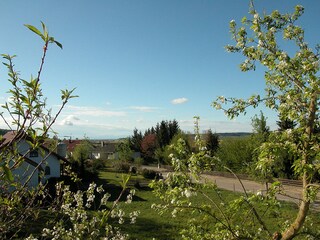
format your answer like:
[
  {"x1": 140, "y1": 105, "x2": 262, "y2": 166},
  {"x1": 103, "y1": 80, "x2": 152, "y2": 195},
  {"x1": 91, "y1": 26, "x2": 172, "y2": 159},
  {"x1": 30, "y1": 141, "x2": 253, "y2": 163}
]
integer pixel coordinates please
[
  {"x1": 41, "y1": 21, "x2": 49, "y2": 41},
  {"x1": 49, "y1": 37, "x2": 63, "y2": 49},
  {"x1": 41, "y1": 21, "x2": 47, "y2": 33},
  {"x1": 54, "y1": 40, "x2": 63, "y2": 49},
  {"x1": 121, "y1": 174, "x2": 130, "y2": 188},
  {"x1": 24, "y1": 24, "x2": 45, "y2": 41},
  {"x1": 2, "y1": 165, "x2": 14, "y2": 182}
]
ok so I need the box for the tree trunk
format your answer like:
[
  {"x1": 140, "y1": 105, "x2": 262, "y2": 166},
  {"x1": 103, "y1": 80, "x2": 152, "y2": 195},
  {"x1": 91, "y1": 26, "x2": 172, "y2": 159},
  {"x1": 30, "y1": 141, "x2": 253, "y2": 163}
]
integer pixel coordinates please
[
  {"x1": 280, "y1": 192, "x2": 310, "y2": 239},
  {"x1": 281, "y1": 170, "x2": 310, "y2": 240},
  {"x1": 281, "y1": 94, "x2": 317, "y2": 240}
]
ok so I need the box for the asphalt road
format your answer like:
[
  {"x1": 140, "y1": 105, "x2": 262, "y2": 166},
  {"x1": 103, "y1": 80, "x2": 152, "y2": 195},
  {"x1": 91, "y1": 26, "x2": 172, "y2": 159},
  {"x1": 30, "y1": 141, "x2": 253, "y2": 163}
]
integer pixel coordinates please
[{"x1": 142, "y1": 165, "x2": 320, "y2": 210}]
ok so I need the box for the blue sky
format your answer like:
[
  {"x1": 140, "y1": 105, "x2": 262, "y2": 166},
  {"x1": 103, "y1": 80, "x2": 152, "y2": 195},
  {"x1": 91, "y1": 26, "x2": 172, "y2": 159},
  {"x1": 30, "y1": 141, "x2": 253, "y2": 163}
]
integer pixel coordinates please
[{"x1": 0, "y1": 0, "x2": 319, "y2": 139}]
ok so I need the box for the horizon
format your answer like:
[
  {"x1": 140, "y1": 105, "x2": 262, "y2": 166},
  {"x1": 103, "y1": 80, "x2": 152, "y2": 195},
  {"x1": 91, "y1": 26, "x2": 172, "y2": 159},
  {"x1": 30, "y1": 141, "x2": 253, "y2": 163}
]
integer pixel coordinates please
[{"x1": 0, "y1": 127, "x2": 252, "y2": 140}]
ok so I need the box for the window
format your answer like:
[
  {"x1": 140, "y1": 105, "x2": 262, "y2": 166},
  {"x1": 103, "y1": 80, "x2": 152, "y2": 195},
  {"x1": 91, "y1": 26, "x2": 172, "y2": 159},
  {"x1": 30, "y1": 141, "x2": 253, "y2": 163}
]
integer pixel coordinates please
[
  {"x1": 29, "y1": 150, "x2": 38, "y2": 158},
  {"x1": 44, "y1": 166, "x2": 51, "y2": 175}
]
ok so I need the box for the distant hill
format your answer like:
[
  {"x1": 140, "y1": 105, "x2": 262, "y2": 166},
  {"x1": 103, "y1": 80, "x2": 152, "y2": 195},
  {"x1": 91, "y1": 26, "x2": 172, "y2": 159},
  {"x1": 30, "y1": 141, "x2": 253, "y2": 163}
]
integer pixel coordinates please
[
  {"x1": 184, "y1": 132, "x2": 251, "y2": 147},
  {"x1": 187, "y1": 132, "x2": 251, "y2": 140},
  {"x1": 218, "y1": 132, "x2": 251, "y2": 138},
  {"x1": 74, "y1": 133, "x2": 252, "y2": 143}
]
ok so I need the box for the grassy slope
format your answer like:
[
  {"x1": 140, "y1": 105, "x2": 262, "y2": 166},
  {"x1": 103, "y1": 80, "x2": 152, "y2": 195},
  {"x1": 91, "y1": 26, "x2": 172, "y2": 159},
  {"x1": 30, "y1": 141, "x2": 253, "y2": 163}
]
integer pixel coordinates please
[
  {"x1": 98, "y1": 170, "x2": 184, "y2": 240},
  {"x1": 99, "y1": 166, "x2": 320, "y2": 240},
  {"x1": 17, "y1": 165, "x2": 320, "y2": 239}
]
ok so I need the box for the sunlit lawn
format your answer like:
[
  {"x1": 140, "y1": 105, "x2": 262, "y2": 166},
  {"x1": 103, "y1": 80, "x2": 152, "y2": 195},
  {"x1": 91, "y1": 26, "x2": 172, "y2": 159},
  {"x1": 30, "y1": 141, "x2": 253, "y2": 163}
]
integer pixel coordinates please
[
  {"x1": 98, "y1": 168, "x2": 186, "y2": 239},
  {"x1": 20, "y1": 165, "x2": 320, "y2": 240},
  {"x1": 98, "y1": 165, "x2": 320, "y2": 240}
]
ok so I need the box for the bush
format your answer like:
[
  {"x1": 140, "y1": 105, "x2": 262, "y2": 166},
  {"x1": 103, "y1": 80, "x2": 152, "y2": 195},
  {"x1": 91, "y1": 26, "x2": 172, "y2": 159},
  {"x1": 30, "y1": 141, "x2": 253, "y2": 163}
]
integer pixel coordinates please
[
  {"x1": 141, "y1": 169, "x2": 157, "y2": 179},
  {"x1": 133, "y1": 157, "x2": 144, "y2": 166},
  {"x1": 129, "y1": 166, "x2": 137, "y2": 174},
  {"x1": 216, "y1": 136, "x2": 256, "y2": 173},
  {"x1": 113, "y1": 161, "x2": 130, "y2": 173},
  {"x1": 84, "y1": 159, "x2": 105, "y2": 177}
]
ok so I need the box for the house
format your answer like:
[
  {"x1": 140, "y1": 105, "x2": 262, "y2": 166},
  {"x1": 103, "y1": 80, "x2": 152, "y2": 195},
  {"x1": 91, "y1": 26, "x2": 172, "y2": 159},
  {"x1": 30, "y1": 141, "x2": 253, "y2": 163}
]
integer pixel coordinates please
[
  {"x1": 63, "y1": 139, "x2": 98, "y2": 159},
  {"x1": 63, "y1": 139, "x2": 83, "y2": 157},
  {"x1": 62, "y1": 139, "x2": 139, "y2": 161},
  {"x1": 91, "y1": 140, "x2": 117, "y2": 160},
  {"x1": 64, "y1": 139, "x2": 118, "y2": 160},
  {"x1": 1, "y1": 131, "x2": 68, "y2": 188}
]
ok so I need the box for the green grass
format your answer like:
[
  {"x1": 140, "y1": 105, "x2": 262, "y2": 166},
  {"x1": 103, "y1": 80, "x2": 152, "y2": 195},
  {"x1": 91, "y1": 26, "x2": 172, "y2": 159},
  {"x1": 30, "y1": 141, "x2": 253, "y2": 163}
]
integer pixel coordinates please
[
  {"x1": 14, "y1": 165, "x2": 320, "y2": 239},
  {"x1": 98, "y1": 165, "x2": 320, "y2": 240},
  {"x1": 98, "y1": 168, "x2": 184, "y2": 239}
]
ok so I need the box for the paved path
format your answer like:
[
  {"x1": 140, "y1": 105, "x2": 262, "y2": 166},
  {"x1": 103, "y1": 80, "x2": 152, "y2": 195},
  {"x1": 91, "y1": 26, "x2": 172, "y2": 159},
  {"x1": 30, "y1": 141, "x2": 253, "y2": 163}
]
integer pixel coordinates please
[{"x1": 142, "y1": 166, "x2": 320, "y2": 210}]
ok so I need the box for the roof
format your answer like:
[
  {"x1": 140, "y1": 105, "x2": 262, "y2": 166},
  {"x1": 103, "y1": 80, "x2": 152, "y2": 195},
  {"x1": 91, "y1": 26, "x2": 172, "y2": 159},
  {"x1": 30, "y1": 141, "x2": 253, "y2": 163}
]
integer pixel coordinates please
[
  {"x1": 1, "y1": 131, "x2": 25, "y2": 147},
  {"x1": 1, "y1": 131, "x2": 68, "y2": 163},
  {"x1": 93, "y1": 143, "x2": 117, "y2": 153},
  {"x1": 63, "y1": 139, "x2": 84, "y2": 153}
]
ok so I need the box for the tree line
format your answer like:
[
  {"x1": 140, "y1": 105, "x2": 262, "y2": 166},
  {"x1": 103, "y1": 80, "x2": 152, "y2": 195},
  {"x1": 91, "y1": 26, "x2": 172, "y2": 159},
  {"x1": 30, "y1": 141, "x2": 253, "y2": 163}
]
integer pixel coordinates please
[{"x1": 127, "y1": 119, "x2": 220, "y2": 165}]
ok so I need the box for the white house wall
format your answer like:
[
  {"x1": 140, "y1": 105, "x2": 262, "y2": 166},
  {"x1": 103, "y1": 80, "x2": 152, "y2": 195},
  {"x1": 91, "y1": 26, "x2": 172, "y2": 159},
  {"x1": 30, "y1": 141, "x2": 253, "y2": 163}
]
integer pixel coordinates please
[
  {"x1": 44, "y1": 154, "x2": 60, "y2": 179},
  {"x1": 22, "y1": 140, "x2": 60, "y2": 176},
  {"x1": 13, "y1": 139, "x2": 61, "y2": 186},
  {"x1": 16, "y1": 140, "x2": 32, "y2": 155},
  {"x1": 12, "y1": 161, "x2": 38, "y2": 188}
]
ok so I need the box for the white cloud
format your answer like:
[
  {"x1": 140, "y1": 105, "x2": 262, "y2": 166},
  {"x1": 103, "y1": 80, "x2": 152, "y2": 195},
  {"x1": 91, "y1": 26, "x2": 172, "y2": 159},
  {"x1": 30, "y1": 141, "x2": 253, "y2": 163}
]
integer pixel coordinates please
[
  {"x1": 129, "y1": 106, "x2": 158, "y2": 112},
  {"x1": 171, "y1": 97, "x2": 188, "y2": 105},
  {"x1": 60, "y1": 115, "x2": 80, "y2": 126},
  {"x1": 63, "y1": 121, "x2": 73, "y2": 126},
  {"x1": 136, "y1": 119, "x2": 144, "y2": 123}
]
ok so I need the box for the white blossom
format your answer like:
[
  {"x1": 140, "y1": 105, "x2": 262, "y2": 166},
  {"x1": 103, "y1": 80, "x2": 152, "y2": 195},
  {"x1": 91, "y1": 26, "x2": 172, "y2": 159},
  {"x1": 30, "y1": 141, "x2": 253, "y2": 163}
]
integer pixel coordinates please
[
  {"x1": 184, "y1": 189, "x2": 192, "y2": 198},
  {"x1": 129, "y1": 211, "x2": 140, "y2": 224},
  {"x1": 270, "y1": 27, "x2": 276, "y2": 33},
  {"x1": 171, "y1": 208, "x2": 178, "y2": 218}
]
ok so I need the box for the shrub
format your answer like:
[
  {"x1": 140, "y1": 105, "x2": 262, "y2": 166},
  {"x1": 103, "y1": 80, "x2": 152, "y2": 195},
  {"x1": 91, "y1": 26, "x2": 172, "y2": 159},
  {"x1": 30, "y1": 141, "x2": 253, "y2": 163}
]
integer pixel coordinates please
[
  {"x1": 133, "y1": 157, "x2": 144, "y2": 166},
  {"x1": 129, "y1": 166, "x2": 137, "y2": 174},
  {"x1": 141, "y1": 169, "x2": 157, "y2": 179},
  {"x1": 216, "y1": 136, "x2": 256, "y2": 173},
  {"x1": 85, "y1": 159, "x2": 105, "y2": 175},
  {"x1": 113, "y1": 161, "x2": 130, "y2": 173}
]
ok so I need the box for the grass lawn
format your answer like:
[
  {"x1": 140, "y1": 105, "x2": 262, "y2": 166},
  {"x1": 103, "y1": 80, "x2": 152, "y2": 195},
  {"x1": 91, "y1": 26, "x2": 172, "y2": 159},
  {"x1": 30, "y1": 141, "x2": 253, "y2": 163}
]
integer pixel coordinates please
[
  {"x1": 98, "y1": 168, "x2": 185, "y2": 239},
  {"x1": 15, "y1": 165, "x2": 320, "y2": 239},
  {"x1": 98, "y1": 165, "x2": 320, "y2": 240}
]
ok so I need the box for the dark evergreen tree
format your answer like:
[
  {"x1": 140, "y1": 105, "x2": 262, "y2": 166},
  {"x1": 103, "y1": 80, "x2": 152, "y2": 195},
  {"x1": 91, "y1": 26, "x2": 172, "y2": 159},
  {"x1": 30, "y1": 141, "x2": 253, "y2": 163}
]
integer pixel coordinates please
[
  {"x1": 129, "y1": 128, "x2": 143, "y2": 152},
  {"x1": 277, "y1": 116, "x2": 297, "y2": 131},
  {"x1": 168, "y1": 119, "x2": 180, "y2": 140},
  {"x1": 159, "y1": 120, "x2": 170, "y2": 148},
  {"x1": 132, "y1": 119, "x2": 181, "y2": 162},
  {"x1": 205, "y1": 129, "x2": 219, "y2": 155}
]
